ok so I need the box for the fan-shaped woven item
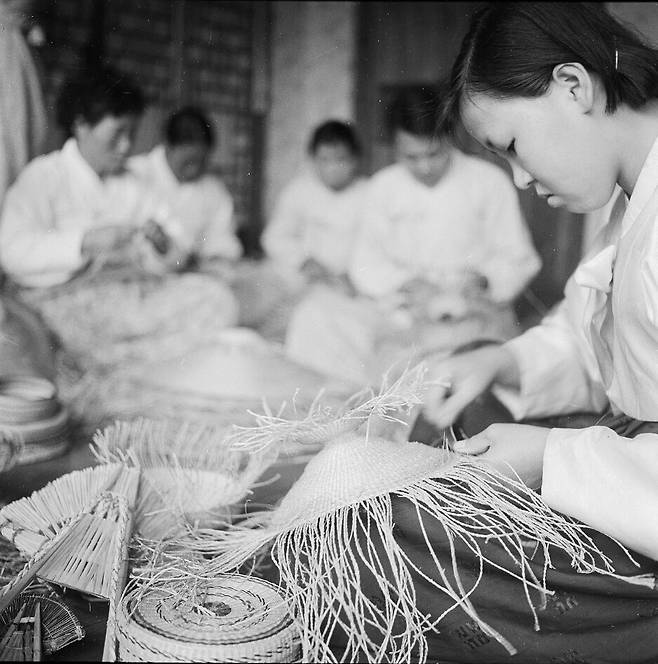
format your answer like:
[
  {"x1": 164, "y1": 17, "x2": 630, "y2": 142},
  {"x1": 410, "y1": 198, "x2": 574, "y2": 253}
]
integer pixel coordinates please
[
  {"x1": 117, "y1": 575, "x2": 300, "y2": 662},
  {"x1": 0, "y1": 593, "x2": 85, "y2": 654}
]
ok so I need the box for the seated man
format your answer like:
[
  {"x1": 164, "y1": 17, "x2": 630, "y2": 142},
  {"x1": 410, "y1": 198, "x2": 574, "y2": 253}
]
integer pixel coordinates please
[
  {"x1": 0, "y1": 66, "x2": 153, "y2": 288},
  {"x1": 128, "y1": 105, "x2": 243, "y2": 274},
  {"x1": 285, "y1": 86, "x2": 542, "y2": 385},
  {"x1": 247, "y1": 120, "x2": 367, "y2": 342},
  {"x1": 262, "y1": 119, "x2": 367, "y2": 292}
]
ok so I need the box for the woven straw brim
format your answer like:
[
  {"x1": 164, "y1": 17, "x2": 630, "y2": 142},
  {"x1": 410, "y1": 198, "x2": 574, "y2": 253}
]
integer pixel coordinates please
[
  {"x1": 117, "y1": 575, "x2": 300, "y2": 662},
  {"x1": 269, "y1": 434, "x2": 457, "y2": 528}
]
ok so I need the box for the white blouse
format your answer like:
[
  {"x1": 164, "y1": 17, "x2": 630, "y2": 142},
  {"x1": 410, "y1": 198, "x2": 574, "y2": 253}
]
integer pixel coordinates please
[
  {"x1": 496, "y1": 136, "x2": 658, "y2": 560},
  {"x1": 262, "y1": 171, "x2": 368, "y2": 276}
]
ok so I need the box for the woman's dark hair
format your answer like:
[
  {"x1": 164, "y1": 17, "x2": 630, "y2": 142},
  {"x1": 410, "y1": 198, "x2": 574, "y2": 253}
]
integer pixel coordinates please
[
  {"x1": 56, "y1": 65, "x2": 145, "y2": 137},
  {"x1": 164, "y1": 106, "x2": 215, "y2": 147},
  {"x1": 443, "y1": 2, "x2": 658, "y2": 135},
  {"x1": 308, "y1": 120, "x2": 361, "y2": 156}
]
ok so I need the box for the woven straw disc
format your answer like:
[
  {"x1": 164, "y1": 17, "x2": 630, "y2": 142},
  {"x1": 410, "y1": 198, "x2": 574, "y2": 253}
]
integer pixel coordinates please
[{"x1": 117, "y1": 575, "x2": 300, "y2": 662}]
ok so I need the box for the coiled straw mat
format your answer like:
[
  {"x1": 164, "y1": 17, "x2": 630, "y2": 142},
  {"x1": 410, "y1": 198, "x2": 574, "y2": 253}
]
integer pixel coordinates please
[{"x1": 117, "y1": 575, "x2": 300, "y2": 662}]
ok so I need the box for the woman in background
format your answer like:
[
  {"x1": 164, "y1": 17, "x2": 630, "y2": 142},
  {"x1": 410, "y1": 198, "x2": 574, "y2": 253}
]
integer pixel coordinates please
[{"x1": 237, "y1": 120, "x2": 367, "y2": 344}]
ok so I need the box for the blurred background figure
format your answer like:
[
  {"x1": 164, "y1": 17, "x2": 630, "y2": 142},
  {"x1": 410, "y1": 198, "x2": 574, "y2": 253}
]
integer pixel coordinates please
[
  {"x1": 285, "y1": 85, "x2": 541, "y2": 385},
  {"x1": 262, "y1": 119, "x2": 366, "y2": 293},
  {"x1": 128, "y1": 106, "x2": 243, "y2": 276},
  {"x1": 235, "y1": 119, "x2": 367, "y2": 343},
  {"x1": 0, "y1": 0, "x2": 47, "y2": 206},
  {"x1": 0, "y1": 64, "x2": 148, "y2": 288}
]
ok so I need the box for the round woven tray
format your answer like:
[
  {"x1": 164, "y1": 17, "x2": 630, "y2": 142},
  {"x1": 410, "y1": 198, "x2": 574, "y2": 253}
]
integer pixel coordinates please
[
  {"x1": 1, "y1": 404, "x2": 71, "y2": 466},
  {"x1": 0, "y1": 376, "x2": 58, "y2": 424},
  {"x1": 117, "y1": 575, "x2": 300, "y2": 662}
]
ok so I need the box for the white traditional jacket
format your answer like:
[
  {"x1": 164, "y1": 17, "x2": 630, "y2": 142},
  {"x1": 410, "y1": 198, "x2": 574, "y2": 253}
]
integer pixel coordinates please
[
  {"x1": 0, "y1": 139, "x2": 153, "y2": 288},
  {"x1": 349, "y1": 153, "x2": 541, "y2": 304},
  {"x1": 128, "y1": 145, "x2": 242, "y2": 262},
  {"x1": 496, "y1": 137, "x2": 658, "y2": 561},
  {"x1": 262, "y1": 171, "x2": 368, "y2": 277}
]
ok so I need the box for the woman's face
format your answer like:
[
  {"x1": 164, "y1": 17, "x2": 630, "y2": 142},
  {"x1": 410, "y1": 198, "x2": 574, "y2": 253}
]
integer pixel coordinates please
[{"x1": 460, "y1": 86, "x2": 618, "y2": 213}]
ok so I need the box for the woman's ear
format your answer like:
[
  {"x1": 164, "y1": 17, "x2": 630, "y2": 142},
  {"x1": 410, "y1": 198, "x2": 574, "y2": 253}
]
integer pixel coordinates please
[{"x1": 551, "y1": 62, "x2": 596, "y2": 113}]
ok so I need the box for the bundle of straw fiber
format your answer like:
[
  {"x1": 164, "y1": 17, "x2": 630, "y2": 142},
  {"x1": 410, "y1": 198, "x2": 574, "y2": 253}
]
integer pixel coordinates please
[
  {"x1": 0, "y1": 376, "x2": 69, "y2": 465},
  {"x1": 66, "y1": 328, "x2": 355, "y2": 433},
  {"x1": 116, "y1": 574, "x2": 300, "y2": 662},
  {"x1": 91, "y1": 418, "x2": 277, "y2": 538},
  {"x1": 21, "y1": 271, "x2": 238, "y2": 372},
  {"x1": 167, "y1": 370, "x2": 649, "y2": 663}
]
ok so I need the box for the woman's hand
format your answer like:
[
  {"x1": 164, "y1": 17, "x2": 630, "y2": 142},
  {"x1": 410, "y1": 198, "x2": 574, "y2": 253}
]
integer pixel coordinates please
[
  {"x1": 453, "y1": 423, "x2": 549, "y2": 489},
  {"x1": 423, "y1": 345, "x2": 520, "y2": 429}
]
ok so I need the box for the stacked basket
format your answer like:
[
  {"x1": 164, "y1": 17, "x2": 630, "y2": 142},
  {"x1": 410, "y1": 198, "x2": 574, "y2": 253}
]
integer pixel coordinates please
[{"x1": 0, "y1": 376, "x2": 70, "y2": 465}]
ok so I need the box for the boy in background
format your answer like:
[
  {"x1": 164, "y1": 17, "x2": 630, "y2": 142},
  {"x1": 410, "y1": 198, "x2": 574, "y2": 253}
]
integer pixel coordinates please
[
  {"x1": 262, "y1": 119, "x2": 367, "y2": 292},
  {"x1": 239, "y1": 120, "x2": 367, "y2": 343}
]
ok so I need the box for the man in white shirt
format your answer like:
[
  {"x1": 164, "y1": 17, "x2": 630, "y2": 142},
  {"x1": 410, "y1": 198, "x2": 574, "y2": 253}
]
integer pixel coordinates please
[
  {"x1": 285, "y1": 87, "x2": 541, "y2": 385},
  {"x1": 0, "y1": 66, "x2": 156, "y2": 289},
  {"x1": 128, "y1": 106, "x2": 243, "y2": 273},
  {"x1": 262, "y1": 120, "x2": 367, "y2": 289},
  {"x1": 241, "y1": 120, "x2": 367, "y2": 343}
]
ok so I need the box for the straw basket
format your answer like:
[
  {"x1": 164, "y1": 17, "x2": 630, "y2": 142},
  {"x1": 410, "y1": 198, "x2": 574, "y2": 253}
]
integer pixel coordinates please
[
  {"x1": 0, "y1": 376, "x2": 70, "y2": 465},
  {"x1": 117, "y1": 575, "x2": 300, "y2": 662}
]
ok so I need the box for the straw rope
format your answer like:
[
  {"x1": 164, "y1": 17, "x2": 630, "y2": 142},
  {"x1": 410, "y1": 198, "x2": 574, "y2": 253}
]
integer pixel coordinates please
[{"x1": 116, "y1": 575, "x2": 300, "y2": 662}]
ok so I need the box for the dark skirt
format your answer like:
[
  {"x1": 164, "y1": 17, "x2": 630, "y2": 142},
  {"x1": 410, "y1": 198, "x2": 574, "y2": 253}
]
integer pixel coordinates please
[{"x1": 385, "y1": 396, "x2": 658, "y2": 663}]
